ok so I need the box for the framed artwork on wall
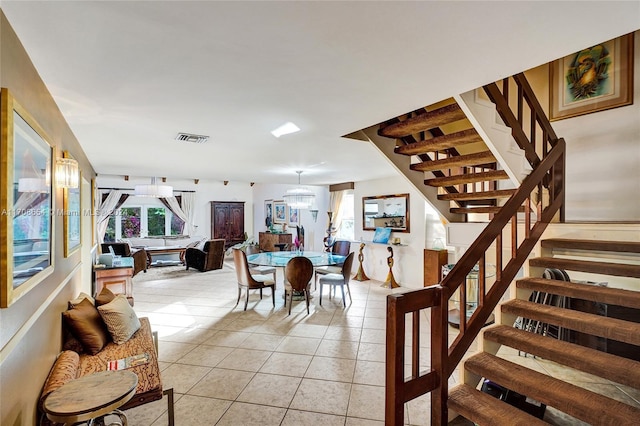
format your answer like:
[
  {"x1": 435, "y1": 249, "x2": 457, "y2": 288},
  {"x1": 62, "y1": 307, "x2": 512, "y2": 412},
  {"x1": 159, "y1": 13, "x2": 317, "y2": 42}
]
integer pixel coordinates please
[
  {"x1": 264, "y1": 199, "x2": 273, "y2": 228},
  {"x1": 288, "y1": 206, "x2": 299, "y2": 226},
  {"x1": 62, "y1": 151, "x2": 81, "y2": 257},
  {"x1": 550, "y1": 33, "x2": 634, "y2": 121},
  {"x1": 273, "y1": 200, "x2": 286, "y2": 224},
  {"x1": 1, "y1": 88, "x2": 54, "y2": 308}
]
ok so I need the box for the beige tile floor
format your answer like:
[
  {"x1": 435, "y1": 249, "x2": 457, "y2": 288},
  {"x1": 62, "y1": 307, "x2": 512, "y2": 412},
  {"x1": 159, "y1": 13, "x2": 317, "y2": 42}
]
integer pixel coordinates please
[
  {"x1": 126, "y1": 262, "x2": 415, "y2": 425},
  {"x1": 125, "y1": 262, "x2": 639, "y2": 425}
]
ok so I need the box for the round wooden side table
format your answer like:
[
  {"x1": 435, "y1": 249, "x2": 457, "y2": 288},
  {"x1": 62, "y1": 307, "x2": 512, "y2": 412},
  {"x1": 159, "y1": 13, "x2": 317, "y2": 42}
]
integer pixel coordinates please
[{"x1": 43, "y1": 370, "x2": 138, "y2": 426}]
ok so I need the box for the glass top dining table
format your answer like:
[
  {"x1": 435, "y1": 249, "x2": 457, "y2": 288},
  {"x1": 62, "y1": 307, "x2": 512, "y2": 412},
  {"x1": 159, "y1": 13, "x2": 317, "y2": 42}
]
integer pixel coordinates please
[{"x1": 246, "y1": 251, "x2": 346, "y2": 268}]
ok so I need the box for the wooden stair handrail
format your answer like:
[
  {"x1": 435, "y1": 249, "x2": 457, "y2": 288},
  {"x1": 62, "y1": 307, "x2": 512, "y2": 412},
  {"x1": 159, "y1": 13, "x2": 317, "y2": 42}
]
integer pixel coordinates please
[{"x1": 438, "y1": 138, "x2": 565, "y2": 371}]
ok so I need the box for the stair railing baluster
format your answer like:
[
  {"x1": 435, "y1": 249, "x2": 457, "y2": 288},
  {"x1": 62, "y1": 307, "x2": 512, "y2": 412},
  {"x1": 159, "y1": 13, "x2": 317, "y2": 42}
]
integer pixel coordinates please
[
  {"x1": 479, "y1": 254, "x2": 486, "y2": 309},
  {"x1": 412, "y1": 311, "x2": 420, "y2": 378},
  {"x1": 496, "y1": 233, "x2": 503, "y2": 282},
  {"x1": 525, "y1": 197, "x2": 531, "y2": 238},
  {"x1": 511, "y1": 215, "x2": 518, "y2": 258}
]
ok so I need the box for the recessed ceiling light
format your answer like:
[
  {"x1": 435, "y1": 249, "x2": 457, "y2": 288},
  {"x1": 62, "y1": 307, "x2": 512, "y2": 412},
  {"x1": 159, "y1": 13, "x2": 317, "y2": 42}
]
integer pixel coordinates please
[{"x1": 271, "y1": 122, "x2": 300, "y2": 138}]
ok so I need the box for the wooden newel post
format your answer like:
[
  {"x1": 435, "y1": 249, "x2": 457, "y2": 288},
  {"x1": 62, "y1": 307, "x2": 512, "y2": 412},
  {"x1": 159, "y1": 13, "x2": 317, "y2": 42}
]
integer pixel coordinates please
[
  {"x1": 382, "y1": 246, "x2": 400, "y2": 289},
  {"x1": 353, "y1": 242, "x2": 370, "y2": 281}
]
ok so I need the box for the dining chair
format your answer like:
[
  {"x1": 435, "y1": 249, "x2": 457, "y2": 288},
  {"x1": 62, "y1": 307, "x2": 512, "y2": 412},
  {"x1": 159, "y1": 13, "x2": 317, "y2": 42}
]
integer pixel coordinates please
[
  {"x1": 314, "y1": 240, "x2": 351, "y2": 289},
  {"x1": 319, "y1": 252, "x2": 355, "y2": 307},
  {"x1": 283, "y1": 256, "x2": 314, "y2": 315},
  {"x1": 232, "y1": 248, "x2": 276, "y2": 311},
  {"x1": 245, "y1": 245, "x2": 277, "y2": 282}
]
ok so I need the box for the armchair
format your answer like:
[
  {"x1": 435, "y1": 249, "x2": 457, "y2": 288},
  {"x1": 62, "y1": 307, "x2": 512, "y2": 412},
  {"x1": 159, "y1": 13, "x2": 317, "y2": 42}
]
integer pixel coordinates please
[
  {"x1": 100, "y1": 243, "x2": 147, "y2": 277},
  {"x1": 185, "y1": 239, "x2": 225, "y2": 272}
]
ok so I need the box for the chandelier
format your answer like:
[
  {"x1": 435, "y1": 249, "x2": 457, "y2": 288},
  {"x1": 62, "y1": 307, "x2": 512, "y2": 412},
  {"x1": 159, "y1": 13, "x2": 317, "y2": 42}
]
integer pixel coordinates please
[
  {"x1": 283, "y1": 171, "x2": 315, "y2": 209},
  {"x1": 134, "y1": 177, "x2": 173, "y2": 198}
]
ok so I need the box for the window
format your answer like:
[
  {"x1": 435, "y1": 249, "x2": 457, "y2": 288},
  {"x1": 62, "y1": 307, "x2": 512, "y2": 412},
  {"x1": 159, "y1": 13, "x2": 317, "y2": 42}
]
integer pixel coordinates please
[
  {"x1": 121, "y1": 207, "x2": 141, "y2": 238},
  {"x1": 147, "y1": 207, "x2": 166, "y2": 236},
  {"x1": 336, "y1": 191, "x2": 354, "y2": 241},
  {"x1": 104, "y1": 198, "x2": 185, "y2": 241}
]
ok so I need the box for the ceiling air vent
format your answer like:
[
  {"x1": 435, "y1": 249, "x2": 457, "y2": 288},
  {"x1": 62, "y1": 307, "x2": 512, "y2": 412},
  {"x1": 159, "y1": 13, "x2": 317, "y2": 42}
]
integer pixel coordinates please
[{"x1": 175, "y1": 132, "x2": 209, "y2": 144}]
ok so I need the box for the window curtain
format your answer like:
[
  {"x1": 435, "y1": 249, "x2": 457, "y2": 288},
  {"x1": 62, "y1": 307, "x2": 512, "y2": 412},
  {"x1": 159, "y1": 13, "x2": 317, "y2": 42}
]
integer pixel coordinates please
[
  {"x1": 159, "y1": 194, "x2": 195, "y2": 236},
  {"x1": 179, "y1": 192, "x2": 197, "y2": 236},
  {"x1": 96, "y1": 190, "x2": 128, "y2": 243},
  {"x1": 329, "y1": 190, "x2": 347, "y2": 236}
]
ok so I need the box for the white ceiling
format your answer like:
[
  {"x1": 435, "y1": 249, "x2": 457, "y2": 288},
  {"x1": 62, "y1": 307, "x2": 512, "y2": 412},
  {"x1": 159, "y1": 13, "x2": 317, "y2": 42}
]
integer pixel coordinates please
[{"x1": 2, "y1": 1, "x2": 638, "y2": 186}]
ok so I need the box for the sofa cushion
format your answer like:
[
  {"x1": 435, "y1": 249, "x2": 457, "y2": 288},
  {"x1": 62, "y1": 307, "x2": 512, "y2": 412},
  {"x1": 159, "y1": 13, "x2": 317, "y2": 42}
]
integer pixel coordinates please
[
  {"x1": 38, "y1": 350, "x2": 80, "y2": 411},
  {"x1": 98, "y1": 294, "x2": 141, "y2": 344},
  {"x1": 95, "y1": 287, "x2": 116, "y2": 307},
  {"x1": 68, "y1": 292, "x2": 95, "y2": 308},
  {"x1": 62, "y1": 298, "x2": 111, "y2": 355}
]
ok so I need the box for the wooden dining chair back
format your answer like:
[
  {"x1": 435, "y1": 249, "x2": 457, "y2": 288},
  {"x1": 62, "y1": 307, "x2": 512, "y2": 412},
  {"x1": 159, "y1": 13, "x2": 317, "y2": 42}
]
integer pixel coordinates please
[
  {"x1": 245, "y1": 245, "x2": 276, "y2": 282},
  {"x1": 232, "y1": 248, "x2": 276, "y2": 311},
  {"x1": 284, "y1": 256, "x2": 314, "y2": 315},
  {"x1": 331, "y1": 240, "x2": 351, "y2": 256},
  {"x1": 319, "y1": 252, "x2": 355, "y2": 307},
  {"x1": 314, "y1": 240, "x2": 352, "y2": 288}
]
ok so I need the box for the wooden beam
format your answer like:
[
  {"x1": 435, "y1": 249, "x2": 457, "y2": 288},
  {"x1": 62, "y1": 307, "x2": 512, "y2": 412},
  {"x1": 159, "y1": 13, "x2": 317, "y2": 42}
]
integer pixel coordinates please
[{"x1": 329, "y1": 182, "x2": 354, "y2": 192}]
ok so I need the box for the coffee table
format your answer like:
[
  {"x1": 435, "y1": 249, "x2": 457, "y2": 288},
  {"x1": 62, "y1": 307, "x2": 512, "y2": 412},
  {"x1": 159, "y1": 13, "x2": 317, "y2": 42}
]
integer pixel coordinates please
[
  {"x1": 145, "y1": 246, "x2": 186, "y2": 267},
  {"x1": 43, "y1": 370, "x2": 138, "y2": 425}
]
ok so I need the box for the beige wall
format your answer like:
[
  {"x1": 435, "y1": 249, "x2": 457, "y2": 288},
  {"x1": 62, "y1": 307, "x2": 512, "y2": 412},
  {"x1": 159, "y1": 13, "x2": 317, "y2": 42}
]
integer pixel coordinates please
[
  {"x1": 523, "y1": 31, "x2": 640, "y2": 221},
  {"x1": 0, "y1": 12, "x2": 95, "y2": 425}
]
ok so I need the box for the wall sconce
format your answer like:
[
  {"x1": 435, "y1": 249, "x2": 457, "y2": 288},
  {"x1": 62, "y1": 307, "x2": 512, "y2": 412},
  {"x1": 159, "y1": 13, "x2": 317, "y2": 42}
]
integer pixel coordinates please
[
  {"x1": 55, "y1": 156, "x2": 79, "y2": 189},
  {"x1": 309, "y1": 209, "x2": 319, "y2": 222}
]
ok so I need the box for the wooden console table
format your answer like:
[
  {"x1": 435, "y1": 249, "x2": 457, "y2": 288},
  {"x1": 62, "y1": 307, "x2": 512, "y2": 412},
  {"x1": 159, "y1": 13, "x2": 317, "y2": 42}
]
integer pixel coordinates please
[
  {"x1": 424, "y1": 249, "x2": 448, "y2": 286},
  {"x1": 95, "y1": 257, "x2": 134, "y2": 303},
  {"x1": 259, "y1": 232, "x2": 292, "y2": 252}
]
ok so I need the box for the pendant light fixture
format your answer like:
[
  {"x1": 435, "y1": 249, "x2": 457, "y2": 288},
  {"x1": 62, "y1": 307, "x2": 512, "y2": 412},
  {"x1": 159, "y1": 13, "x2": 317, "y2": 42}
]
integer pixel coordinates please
[
  {"x1": 283, "y1": 170, "x2": 315, "y2": 209},
  {"x1": 134, "y1": 177, "x2": 173, "y2": 198}
]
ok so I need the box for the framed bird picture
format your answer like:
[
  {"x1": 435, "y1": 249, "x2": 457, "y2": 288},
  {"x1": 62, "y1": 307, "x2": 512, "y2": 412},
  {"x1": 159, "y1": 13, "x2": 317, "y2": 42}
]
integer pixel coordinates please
[{"x1": 549, "y1": 32, "x2": 633, "y2": 121}]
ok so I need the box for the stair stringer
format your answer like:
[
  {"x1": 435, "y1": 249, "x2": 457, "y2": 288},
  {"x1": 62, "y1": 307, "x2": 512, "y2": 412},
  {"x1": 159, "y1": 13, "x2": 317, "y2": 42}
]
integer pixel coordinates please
[
  {"x1": 362, "y1": 126, "x2": 463, "y2": 224},
  {"x1": 455, "y1": 89, "x2": 532, "y2": 186}
]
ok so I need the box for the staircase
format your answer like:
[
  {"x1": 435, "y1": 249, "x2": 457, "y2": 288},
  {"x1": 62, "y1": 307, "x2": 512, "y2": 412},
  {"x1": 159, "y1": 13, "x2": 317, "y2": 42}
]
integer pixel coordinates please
[
  {"x1": 375, "y1": 98, "x2": 519, "y2": 219},
  {"x1": 374, "y1": 70, "x2": 639, "y2": 424},
  {"x1": 450, "y1": 238, "x2": 640, "y2": 425}
]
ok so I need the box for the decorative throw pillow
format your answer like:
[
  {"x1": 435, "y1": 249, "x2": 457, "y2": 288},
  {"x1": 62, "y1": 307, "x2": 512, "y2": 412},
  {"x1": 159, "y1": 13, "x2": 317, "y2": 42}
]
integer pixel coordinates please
[
  {"x1": 98, "y1": 294, "x2": 141, "y2": 345},
  {"x1": 95, "y1": 287, "x2": 116, "y2": 307},
  {"x1": 62, "y1": 298, "x2": 110, "y2": 355},
  {"x1": 68, "y1": 292, "x2": 95, "y2": 309}
]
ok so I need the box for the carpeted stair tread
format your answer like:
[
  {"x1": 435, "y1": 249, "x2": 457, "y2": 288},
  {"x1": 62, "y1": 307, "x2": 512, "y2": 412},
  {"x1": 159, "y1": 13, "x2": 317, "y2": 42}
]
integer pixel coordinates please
[
  {"x1": 541, "y1": 239, "x2": 640, "y2": 254},
  {"x1": 425, "y1": 170, "x2": 509, "y2": 187},
  {"x1": 448, "y1": 384, "x2": 547, "y2": 426},
  {"x1": 517, "y1": 277, "x2": 640, "y2": 309},
  {"x1": 483, "y1": 325, "x2": 640, "y2": 388},
  {"x1": 378, "y1": 104, "x2": 467, "y2": 138},
  {"x1": 501, "y1": 299, "x2": 640, "y2": 346},
  {"x1": 529, "y1": 257, "x2": 640, "y2": 278},
  {"x1": 464, "y1": 352, "x2": 640, "y2": 425},
  {"x1": 438, "y1": 189, "x2": 517, "y2": 201},
  {"x1": 394, "y1": 129, "x2": 482, "y2": 155},
  {"x1": 410, "y1": 151, "x2": 496, "y2": 172},
  {"x1": 450, "y1": 206, "x2": 525, "y2": 215}
]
